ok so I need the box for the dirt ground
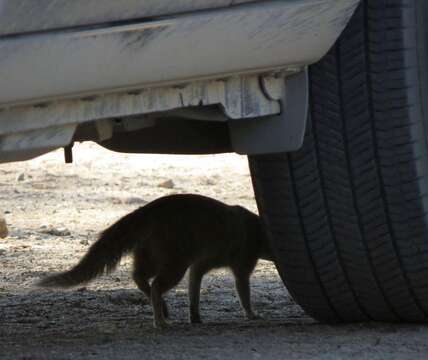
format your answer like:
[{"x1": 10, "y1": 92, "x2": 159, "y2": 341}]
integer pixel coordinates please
[{"x1": 1, "y1": 143, "x2": 428, "y2": 360}]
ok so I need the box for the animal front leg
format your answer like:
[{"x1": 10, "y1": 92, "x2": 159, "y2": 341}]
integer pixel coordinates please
[
  {"x1": 233, "y1": 273, "x2": 260, "y2": 320},
  {"x1": 188, "y1": 263, "x2": 207, "y2": 324},
  {"x1": 151, "y1": 280, "x2": 168, "y2": 329}
]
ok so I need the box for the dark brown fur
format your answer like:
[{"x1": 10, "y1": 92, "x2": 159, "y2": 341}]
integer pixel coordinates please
[{"x1": 38, "y1": 194, "x2": 273, "y2": 328}]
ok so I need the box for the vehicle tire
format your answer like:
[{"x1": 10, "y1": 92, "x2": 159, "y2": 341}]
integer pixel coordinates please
[{"x1": 248, "y1": 0, "x2": 428, "y2": 322}]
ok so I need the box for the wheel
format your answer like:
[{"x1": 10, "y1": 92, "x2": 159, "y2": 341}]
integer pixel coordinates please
[{"x1": 249, "y1": 0, "x2": 428, "y2": 322}]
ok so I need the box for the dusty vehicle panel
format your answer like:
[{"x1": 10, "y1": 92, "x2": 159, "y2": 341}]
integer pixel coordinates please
[
  {"x1": 0, "y1": 0, "x2": 358, "y2": 107},
  {"x1": 0, "y1": 0, "x2": 258, "y2": 36},
  {"x1": 0, "y1": 0, "x2": 360, "y2": 163}
]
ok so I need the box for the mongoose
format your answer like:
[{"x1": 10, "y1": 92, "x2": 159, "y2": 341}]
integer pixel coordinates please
[{"x1": 38, "y1": 194, "x2": 273, "y2": 328}]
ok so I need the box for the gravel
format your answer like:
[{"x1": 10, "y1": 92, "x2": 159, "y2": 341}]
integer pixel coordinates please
[{"x1": 1, "y1": 143, "x2": 428, "y2": 359}]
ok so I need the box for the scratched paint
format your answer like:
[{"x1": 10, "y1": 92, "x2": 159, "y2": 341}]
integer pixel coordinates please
[
  {"x1": 0, "y1": 0, "x2": 259, "y2": 37},
  {"x1": 119, "y1": 27, "x2": 170, "y2": 52}
]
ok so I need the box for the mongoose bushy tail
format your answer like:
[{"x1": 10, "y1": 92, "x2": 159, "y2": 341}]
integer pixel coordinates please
[{"x1": 37, "y1": 206, "x2": 150, "y2": 288}]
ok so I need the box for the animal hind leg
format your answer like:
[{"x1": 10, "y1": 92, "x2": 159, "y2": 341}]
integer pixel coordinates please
[
  {"x1": 151, "y1": 264, "x2": 187, "y2": 329},
  {"x1": 133, "y1": 254, "x2": 169, "y2": 318}
]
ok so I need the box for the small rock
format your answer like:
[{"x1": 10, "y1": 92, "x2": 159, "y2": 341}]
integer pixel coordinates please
[
  {"x1": 158, "y1": 179, "x2": 175, "y2": 189},
  {"x1": 203, "y1": 178, "x2": 216, "y2": 186},
  {"x1": 0, "y1": 249, "x2": 6, "y2": 256},
  {"x1": 32, "y1": 182, "x2": 56, "y2": 190},
  {"x1": 80, "y1": 239, "x2": 89, "y2": 246},
  {"x1": 98, "y1": 324, "x2": 118, "y2": 335},
  {"x1": 0, "y1": 215, "x2": 8, "y2": 239},
  {"x1": 16, "y1": 173, "x2": 25, "y2": 182},
  {"x1": 251, "y1": 348, "x2": 261, "y2": 359},
  {"x1": 108, "y1": 292, "x2": 142, "y2": 306},
  {"x1": 109, "y1": 197, "x2": 122, "y2": 205},
  {"x1": 122, "y1": 197, "x2": 147, "y2": 205},
  {"x1": 39, "y1": 226, "x2": 71, "y2": 237}
]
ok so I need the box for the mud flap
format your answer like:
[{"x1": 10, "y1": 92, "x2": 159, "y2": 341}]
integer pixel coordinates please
[{"x1": 228, "y1": 70, "x2": 308, "y2": 155}]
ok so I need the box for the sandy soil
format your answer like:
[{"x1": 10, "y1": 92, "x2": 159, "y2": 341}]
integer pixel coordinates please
[{"x1": 1, "y1": 143, "x2": 428, "y2": 359}]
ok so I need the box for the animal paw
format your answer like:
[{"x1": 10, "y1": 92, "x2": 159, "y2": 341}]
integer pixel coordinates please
[
  {"x1": 153, "y1": 319, "x2": 169, "y2": 329},
  {"x1": 162, "y1": 301, "x2": 169, "y2": 319},
  {"x1": 246, "y1": 312, "x2": 263, "y2": 321},
  {"x1": 189, "y1": 315, "x2": 202, "y2": 325}
]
